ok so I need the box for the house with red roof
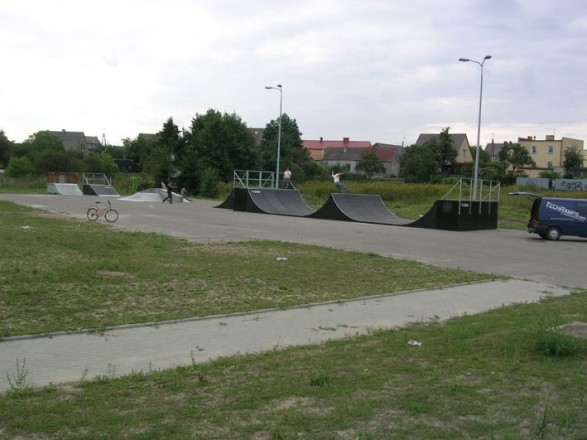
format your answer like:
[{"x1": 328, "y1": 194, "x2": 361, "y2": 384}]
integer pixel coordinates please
[{"x1": 303, "y1": 137, "x2": 372, "y2": 160}]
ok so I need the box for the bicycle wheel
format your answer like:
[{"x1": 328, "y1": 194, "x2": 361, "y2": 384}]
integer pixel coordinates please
[
  {"x1": 105, "y1": 208, "x2": 119, "y2": 222},
  {"x1": 87, "y1": 208, "x2": 99, "y2": 221}
]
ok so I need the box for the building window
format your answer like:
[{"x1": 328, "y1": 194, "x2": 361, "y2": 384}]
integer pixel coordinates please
[
  {"x1": 547, "y1": 162, "x2": 553, "y2": 169},
  {"x1": 548, "y1": 146, "x2": 554, "y2": 154},
  {"x1": 531, "y1": 145, "x2": 537, "y2": 154}
]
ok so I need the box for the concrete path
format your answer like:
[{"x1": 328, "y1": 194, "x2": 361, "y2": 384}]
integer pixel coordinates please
[
  {"x1": 0, "y1": 280, "x2": 569, "y2": 393},
  {"x1": 0, "y1": 194, "x2": 583, "y2": 393}
]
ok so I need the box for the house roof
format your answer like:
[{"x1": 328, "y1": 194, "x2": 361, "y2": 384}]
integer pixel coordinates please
[
  {"x1": 415, "y1": 133, "x2": 470, "y2": 147},
  {"x1": 303, "y1": 137, "x2": 372, "y2": 151},
  {"x1": 46, "y1": 130, "x2": 89, "y2": 151},
  {"x1": 485, "y1": 142, "x2": 505, "y2": 156},
  {"x1": 322, "y1": 146, "x2": 399, "y2": 163}
]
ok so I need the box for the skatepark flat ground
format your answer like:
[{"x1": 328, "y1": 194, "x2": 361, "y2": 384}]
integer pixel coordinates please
[{"x1": 0, "y1": 194, "x2": 585, "y2": 392}]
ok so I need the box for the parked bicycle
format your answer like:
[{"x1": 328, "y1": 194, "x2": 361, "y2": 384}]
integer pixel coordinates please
[{"x1": 87, "y1": 200, "x2": 119, "y2": 222}]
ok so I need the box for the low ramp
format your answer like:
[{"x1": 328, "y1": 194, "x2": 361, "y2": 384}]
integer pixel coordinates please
[
  {"x1": 233, "y1": 187, "x2": 314, "y2": 216},
  {"x1": 118, "y1": 188, "x2": 185, "y2": 203},
  {"x1": 408, "y1": 200, "x2": 498, "y2": 231},
  {"x1": 310, "y1": 194, "x2": 411, "y2": 225},
  {"x1": 215, "y1": 189, "x2": 235, "y2": 209},
  {"x1": 83, "y1": 184, "x2": 119, "y2": 197},
  {"x1": 47, "y1": 183, "x2": 83, "y2": 195}
]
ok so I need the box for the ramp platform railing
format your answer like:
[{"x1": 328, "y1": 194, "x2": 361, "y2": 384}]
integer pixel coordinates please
[
  {"x1": 232, "y1": 170, "x2": 300, "y2": 189},
  {"x1": 82, "y1": 173, "x2": 113, "y2": 186},
  {"x1": 442, "y1": 178, "x2": 500, "y2": 215}
]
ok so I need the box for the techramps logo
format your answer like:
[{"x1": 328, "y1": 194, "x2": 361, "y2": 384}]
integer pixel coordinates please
[{"x1": 545, "y1": 201, "x2": 587, "y2": 222}]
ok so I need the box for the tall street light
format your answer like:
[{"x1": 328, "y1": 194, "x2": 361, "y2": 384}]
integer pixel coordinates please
[
  {"x1": 459, "y1": 55, "x2": 491, "y2": 200},
  {"x1": 265, "y1": 84, "x2": 282, "y2": 188}
]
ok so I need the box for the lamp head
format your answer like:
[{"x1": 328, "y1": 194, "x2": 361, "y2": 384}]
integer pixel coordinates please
[
  {"x1": 484, "y1": 55, "x2": 492, "y2": 60},
  {"x1": 459, "y1": 58, "x2": 469, "y2": 62}
]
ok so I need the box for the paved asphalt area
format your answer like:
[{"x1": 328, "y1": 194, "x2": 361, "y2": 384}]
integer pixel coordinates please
[{"x1": 0, "y1": 194, "x2": 584, "y2": 393}]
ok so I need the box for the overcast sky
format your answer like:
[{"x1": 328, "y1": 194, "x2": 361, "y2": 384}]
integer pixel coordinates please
[{"x1": 1, "y1": 0, "x2": 586, "y2": 149}]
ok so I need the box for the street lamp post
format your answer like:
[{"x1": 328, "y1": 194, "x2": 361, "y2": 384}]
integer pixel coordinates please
[
  {"x1": 459, "y1": 55, "x2": 491, "y2": 200},
  {"x1": 265, "y1": 84, "x2": 283, "y2": 189}
]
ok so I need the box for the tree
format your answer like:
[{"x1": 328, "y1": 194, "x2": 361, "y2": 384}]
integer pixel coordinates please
[
  {"x1": 400, "y1": 144, "x2": 441, "y2": 182},
  {"x1": 400, "y1": 127, "x2": 458, "y2": 182},
  {"x1": 6, "y1": 156, "x2": 35, "y2": 177},
  {"x1": 0, "y1": 130, "x2": 13, "y2": 168},
  {"x1": 355, "y1": 149, "x2": 385, "y2": 179},
  {"x1": 34, "y1": 149, "x2": 73, "y2": 174},
  {"x1": 187, "y1": 109, "x2": 258, "y2": 182},
  {"x1": 20, "y1": 131, "x2": 65, "y2": 158},
  {"x1": 563, "y1": 146, "x2": 584, "y2": 177},
  {"x1": 260, "y1": 113, "x2": 321, "y2": 182},
  {"x1": 498, "y1": 142, "x2": 535, "y2": 173},
  {"x1": 435, "y1": 127, "x2": 458, "y2": 174}
]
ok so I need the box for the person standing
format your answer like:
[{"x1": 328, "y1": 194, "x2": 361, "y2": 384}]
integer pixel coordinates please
[
  {"x1": 181, "y1": 187, "x2": 191, "y2": 202},
  {"x1": 282, "y1": 168, "x2": 292, "y2": 189},
  {"x1": 163, "y1": 179, "x2": 174, "y2": 203},
  {"x1": 332, "y1": 171, "x2": 349, "y2": 193}
]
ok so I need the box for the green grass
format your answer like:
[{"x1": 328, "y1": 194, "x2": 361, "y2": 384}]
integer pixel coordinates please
[
  {"x1": 1, "y1": 293, "x2": 586, "y2": 439},
  {"x1": 1, "y1": 195, "x2": 586, "y2": 439},
  {"x1": 0, "y1": 201, "x2": 493, "y2": 337}
]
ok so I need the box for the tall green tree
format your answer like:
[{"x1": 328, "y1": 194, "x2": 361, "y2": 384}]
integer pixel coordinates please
[
  {"x1": 122, "y1": 134, "x2": 157, "y2": 173},
  {"x1": 400, "y1": 143, "x2": 441, "y2": 182},
  {"x1": 20, "y1": 131, "x2": 65, "y2": 160},
  {"x1": 187, "y1": 109, "x2": 258, "y2": 182},
  {"x1": 260, "y1": 113, "x2": 321, "y2": 182},
  {"x1": 0, "y1": 130, "x2": 13, "y2": 168},
  {"x1": 6, "y1": 156, "x2": 35, "y2": 177},
  {"x1": 435, "y1": 127, "x2": 458, "y2": 174},
  {"x1": 355, "y1": 149, "x2": 386, "y2": 179},
  {"x1": 563, "y1": 146, "x2": 584, "y2": 177},
  {"x1": 400, "y1": 127, "x2": 458, "y2": 182},
  {"x1": 498, "y1": 142, "x2": 535, "y2": 173}
]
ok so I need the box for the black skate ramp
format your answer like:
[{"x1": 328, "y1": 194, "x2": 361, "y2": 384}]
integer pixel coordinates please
[
  {"x1": 309, "y1": 193, "x2": 411, "y2": 225},
  {"x1": 215, "y1": 189, "x2": 235, "y2": 209},
  {"x1": 407, "y1": 200, "x2": 498, "y2": 231},
  {"x1": 83, "y1": 184, "x2": 120, "y2": 197},
  {"x1": 232, "y1": 187, "x2": 315, "y2": 216}
]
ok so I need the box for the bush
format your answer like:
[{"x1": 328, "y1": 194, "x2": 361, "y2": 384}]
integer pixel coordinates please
[{"x1": 532, "y1": 319, "x2": 584, "y2": 358}]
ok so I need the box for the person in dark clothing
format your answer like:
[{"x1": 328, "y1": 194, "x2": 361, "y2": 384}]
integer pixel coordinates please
[{"x1": 163, "y1": 180, "x2": 174, "y2": 203}]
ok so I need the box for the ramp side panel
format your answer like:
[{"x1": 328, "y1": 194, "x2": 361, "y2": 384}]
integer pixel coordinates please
[{"x1": 407, "y1": 200, "x2": 498, "y2": 231}]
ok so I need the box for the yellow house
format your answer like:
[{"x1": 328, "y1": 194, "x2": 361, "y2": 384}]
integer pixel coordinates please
[{"x1": 518, "y1": 135, "x2": 584, "y2": 174}]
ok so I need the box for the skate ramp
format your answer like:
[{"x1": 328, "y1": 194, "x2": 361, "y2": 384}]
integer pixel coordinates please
[
  {"x1": 309, "y1": 194, "x2": 411, "y2": 225},
  {"x1": 232, "y1": 187, "x2": 314, "y2": 216},
  {"x1": 407, "y1": 200, "x2": 498, "y2": 231},
  {"x1": 216, "y1": 189, "x2": 235, "y2": 209},
  {"x1": 47, "y1": 183, "x2": 83, "y2": 196},
  {"x1": 83, "y1": 184, "x2": 120, "y2": 197},
  {"x1": 118, "y1": 188, "x2": 185, "y2": 203}
]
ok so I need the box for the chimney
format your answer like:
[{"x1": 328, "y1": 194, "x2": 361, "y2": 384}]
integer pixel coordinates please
[
  {"x1": 545, "y1": 135, "x2": 555, "y2": 141},
  {"x1": 343, "y1": 137, "x2": 349, "y2": 143},
  {"x1": 320, "y1": 137, "x2": 323, "y2": 143}
]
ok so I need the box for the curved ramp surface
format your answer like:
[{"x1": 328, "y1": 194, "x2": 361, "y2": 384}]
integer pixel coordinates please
[
  {"x1": 47, "y1": 183, "x2": 83, "y2": 195},
  {"x1": 310, "y1": 194, "x2": 411, "y2": 225},
  {"x1": 83, "y1": 184, "x2": 120, "y2": 197},
  {"x1": 233, "y1": 188, "x2": 314, "y2": 216}
]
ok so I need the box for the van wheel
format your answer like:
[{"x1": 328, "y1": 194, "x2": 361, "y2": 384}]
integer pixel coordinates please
[{"x1": 545, "y1": 227, "x2": 561, "y2": 241}]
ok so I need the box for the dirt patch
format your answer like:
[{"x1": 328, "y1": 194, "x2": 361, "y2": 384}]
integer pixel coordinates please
[
  {"x1": 557, "y1": 321, "x2": 587, "y2": 339},
  {"x1": 97, "y1": 270, "x2": 134, "y2": 278}
]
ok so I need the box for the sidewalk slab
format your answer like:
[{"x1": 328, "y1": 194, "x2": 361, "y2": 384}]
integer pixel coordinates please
[{"x1": 0, "y1": 280, "x2": 569, "y2": 393}]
